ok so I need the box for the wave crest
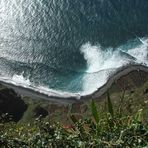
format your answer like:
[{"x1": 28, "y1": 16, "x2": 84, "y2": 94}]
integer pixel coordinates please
[
  {"x1": 80, "y1": 37, "x2": 148, "y2": 94},
  {"x1": 0, "y1": 37, "x2": 148, "y2": 97}
]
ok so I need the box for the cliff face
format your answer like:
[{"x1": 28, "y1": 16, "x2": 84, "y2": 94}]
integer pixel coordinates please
[
  {"x1": 0, "y1": 86, "x2": 28, "y2": 122},
  {"x1": 0, "y1": 68, "x2": 148, "y2": 124},
  {"x1": 89, "y1": 69, "x2": 148, "y2": 100},
  {"x1": 114, "y1": 70, "x2": 148, "y2": 91}
]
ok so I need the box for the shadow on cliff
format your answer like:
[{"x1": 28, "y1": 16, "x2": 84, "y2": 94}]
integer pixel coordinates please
[{"x1": 0, "y1": 87, "x2": 28, "y2": 122}]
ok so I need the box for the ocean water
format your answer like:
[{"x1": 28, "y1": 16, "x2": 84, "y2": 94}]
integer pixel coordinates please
[{"x1": 0, "y1": 0, "x2": 148, "y2": 97}]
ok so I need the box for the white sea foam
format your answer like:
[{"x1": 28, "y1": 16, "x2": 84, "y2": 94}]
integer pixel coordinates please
[
  {"x1": 127, "y1": 38, "x2": 148, "y2": 65},
  {"x1": 0, "y1": 74, "x2": 80, "y2": 99},
  {"x1": 81, "y1": 70, "x2": 114, "y2": 95},
  {"x1": 12, "y1": 74, "x2": 31, "y2": 86},
  {"x1": 80, "y1": 43, "x2": 103, "y2": 73},
  {"x1": 11, "y1": 74, "x2": 79, "y2": 97},
  {"x1": 80, "y1": 38, "x2": 148, "y2": 94},
  {"x1": 80, "y1": 42, "x2": 130, "y2": 73}
]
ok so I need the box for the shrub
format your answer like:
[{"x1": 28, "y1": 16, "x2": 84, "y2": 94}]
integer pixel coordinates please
[{"x1": 0, "y1": 94, "x2": 148, "y2": 147}]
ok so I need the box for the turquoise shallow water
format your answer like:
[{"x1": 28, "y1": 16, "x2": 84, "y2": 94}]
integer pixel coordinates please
[{"x1": 0, "y1": 0, "x2": 148, "y2": 96}]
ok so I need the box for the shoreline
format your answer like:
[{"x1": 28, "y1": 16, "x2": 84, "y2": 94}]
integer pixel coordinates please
[
  {"x1": 0, "y1": 64, "x2": 148, "y2": 104},
  {"x1": 81, "y1": 64, "x2": 148, "y2": 101}
]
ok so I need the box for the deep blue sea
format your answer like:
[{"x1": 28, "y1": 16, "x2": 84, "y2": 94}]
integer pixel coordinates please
[{"x1": 0, "y1": 0, "x2": 148, "y2": 97}]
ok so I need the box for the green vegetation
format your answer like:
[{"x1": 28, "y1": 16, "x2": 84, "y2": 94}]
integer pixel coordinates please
[
  {"x1": 0, "y1": 71, "x2": 148, "y2": 147},
  {"x1": 0, "y1": 94, "x2": 147, "y2": 148}
]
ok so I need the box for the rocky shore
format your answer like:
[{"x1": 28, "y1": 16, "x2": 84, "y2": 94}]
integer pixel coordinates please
[
  {"x1": 0, "y1": 65, "x2": 148, "y2": 123},
  {"x1": 0, "y1": 66, "x2": 148, "y2": 123}
]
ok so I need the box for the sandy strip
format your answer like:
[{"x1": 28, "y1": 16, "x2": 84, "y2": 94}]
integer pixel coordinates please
[
  {"x1": 0, "y1": 80, "x2": 79, "y2": 104},
  {"x1": 0, "y1": 64, "x2": 148, "y2": 104}
]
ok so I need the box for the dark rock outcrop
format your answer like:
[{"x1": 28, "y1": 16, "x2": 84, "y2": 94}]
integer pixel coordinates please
[
  {"x1": 0, "y1": 88, "x2": 28, "y2": 122},
  {"x1": 33, "y1": 106, "x2": 48, "y2": 118}
]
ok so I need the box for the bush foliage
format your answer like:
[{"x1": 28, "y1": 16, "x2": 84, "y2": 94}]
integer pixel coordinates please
[{"x1": 0, "y1": 94, "x2": 148, "y2": 148}]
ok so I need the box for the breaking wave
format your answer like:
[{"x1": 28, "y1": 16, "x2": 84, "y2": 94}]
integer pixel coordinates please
[
  {"x1": 0, "y1": 37, "x2": 147, "y2": 98},
  {"x1": 80, "y1": 37, "x2": 148, "y2": 94},
  {"x1": 0, "y1": 0, "x2": 148, "y2": 100}
]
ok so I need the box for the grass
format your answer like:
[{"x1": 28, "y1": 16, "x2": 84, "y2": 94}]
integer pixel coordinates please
[
  {"x1": 0, "y1": 93, "x2": 148, "y2": 148},
  {"x1": 0, "y1": 77, "x2": 148, "y2": 147}
]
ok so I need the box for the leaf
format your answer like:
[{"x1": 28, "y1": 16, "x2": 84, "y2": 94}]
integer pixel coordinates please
[
  {"x1": 107, "y1": 92, "x2": 114, "y2": 118},
  {"x1": 91, "y1": 100, "x2": 99, "y2": 124},
  {"x1": 135, "y1": 109, "x2": 143, "y2": 122},
  {"x1": 70, "y1": 114, "x2": 78, "y2": 124}
]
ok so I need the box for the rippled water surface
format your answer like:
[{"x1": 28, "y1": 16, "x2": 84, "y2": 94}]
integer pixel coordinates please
[{"x1": 0, "y1": 0, "x2": 148, "y2": 96}]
